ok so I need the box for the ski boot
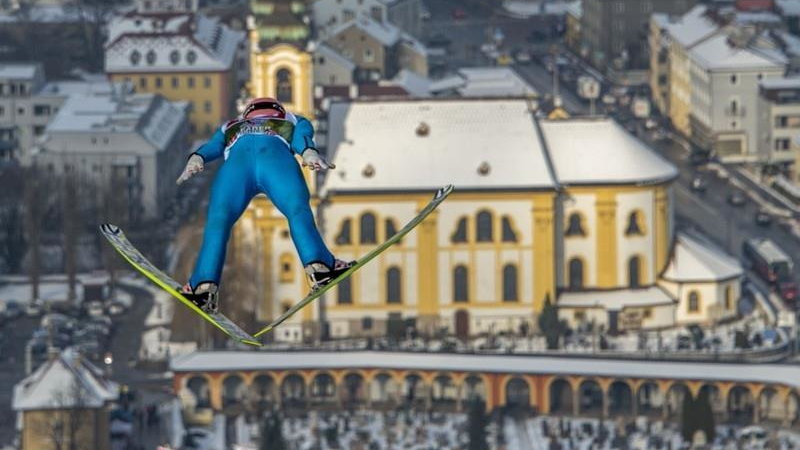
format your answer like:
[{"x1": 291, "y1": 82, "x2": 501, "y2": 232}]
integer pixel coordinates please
[
  {"x1": 305, "y1": 258, "x2": 356, "y2": 291},
  {"x1": 181, "y1": 282, "x2": 219, "y2": 314}
]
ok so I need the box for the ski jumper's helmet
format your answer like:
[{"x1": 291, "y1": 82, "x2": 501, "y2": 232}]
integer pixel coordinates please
[{"x1": 243, "y1": 97, "x2": 286, "y2": 120}]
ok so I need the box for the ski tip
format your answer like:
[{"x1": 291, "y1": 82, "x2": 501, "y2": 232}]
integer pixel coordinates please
[
  {"x1": 99, "y1": 223, "x2": 121, "y2": 235},
  {"x1": 242, "y1": 338, "x2": 262, "y2": 347},
  {"x1": 435, "y1": 184, "x2": 454, "y2": 200}
]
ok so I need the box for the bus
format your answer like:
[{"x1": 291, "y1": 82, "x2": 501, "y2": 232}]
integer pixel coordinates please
[{"x1": 742, "y1": 237, "x2": 798, "y2": 302}]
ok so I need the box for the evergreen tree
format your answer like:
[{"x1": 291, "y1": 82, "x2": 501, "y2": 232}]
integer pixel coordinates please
[
  {"x1": 260, "y1": 412, "x2": 287, "y2": 450},
  {"x1": 538, "y1": 296, "x2": 562, "y2": 350},
  {"x1": 680, "y1": 391, "x2": 695, "y2": 443},
  {"x1": 467, "y1": 398, "x2": 490, "y2": 450},
  {"x1": 695, "y1": 389, "x2": 716, "y2": 443}
]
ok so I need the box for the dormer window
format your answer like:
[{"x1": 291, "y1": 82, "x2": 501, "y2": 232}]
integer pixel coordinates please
[
  {"x1": 186, "y1": 50, "x2": 197, "y2": 65},
  {"x1": 130, "y1": 50, "x2": 141, "y2": 66},
  {"x1": 170, "y1": 50, "x2": 180, "y2": 65},
  {"x1": 146, "y1": 50, "x2": 157, "y2": 65}
]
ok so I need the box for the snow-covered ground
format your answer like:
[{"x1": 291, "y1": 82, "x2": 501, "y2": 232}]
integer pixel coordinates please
[{"x1": 0, "y1": 281, "x2": 84, "y2": 306}]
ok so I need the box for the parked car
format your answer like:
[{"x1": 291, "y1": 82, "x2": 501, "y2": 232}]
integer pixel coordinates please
[
  {"x1": 689, "y1": 151, "x2": 709, "y2": 166},
  {"x1": 755, "y1": 209, "x2": 772, "y2": 226},
  {"x1": 514, "y1": 49, "x2": 532, "y2": 64},
  {"x1": 106, "y1": 301, "x2": 127, "y2": 316},
  {"x1": 25, "y1": 300, "x2": 44, "y2": 317},
  {"x1": 690, "y1": 176, "x2": 708, "y2": 192},
  {"x1": 727, "y1": 191, "x2": 746, "y2": 207},
  {"x1": 3, "y1": 301, "x2": 22, "y2": 320},
  {"x1": 85, "y1": 301, "x2": 105, "y2": 317},
  {"x1": 427, "y1": 33, "x2": 451, "y2": 48}
]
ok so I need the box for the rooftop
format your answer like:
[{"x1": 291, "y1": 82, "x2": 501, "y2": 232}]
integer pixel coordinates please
[
  {"x1": 689, "y1": 32, "x2": 787, "y2": 70},
  {"x1": 656, "y1": 5, "x2": 719, "y2": 48},
  {"x1": 13, "y1": 348, "x2": 118, "y2": 411},
  {"x1": 429, "y1": 67, "x2": 538, "y2": 98},
  {"x1": 45, "y1": 81, "x2": 187, "y2": 150},
  {"x1": 558, "y1": 286, "x2": 675, "y2": 311},
  {"x1": 540, "y1": 118, "x2": 678, "y2": 186},
  {"x1": 322, "y1": 99, "x2": 678, "y2": 194},
  {"x1": 661, "y1": 233, "x2": 743, "y2": 282},
  {"x1": 171, "y1": 350, "x2": 800, "y2": 388},
  {"x1": 105, "y1": 12, "x2": 245, "y2": 73},
  {"x1": 0, "y1": 63, "x2": 40, "y2": 80}
]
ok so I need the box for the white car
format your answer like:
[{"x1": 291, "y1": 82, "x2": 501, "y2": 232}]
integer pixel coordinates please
[
  {"x1": 85, "y1": 301, "x2": 105, "y2": 317},
  {"x1": 25, "y1": 300, "x2": 44, "y2": 317}
]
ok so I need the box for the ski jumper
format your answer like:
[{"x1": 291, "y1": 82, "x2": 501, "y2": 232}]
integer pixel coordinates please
[{"x1": 188, "y1": 114, "x2": 335, "y2": 289}]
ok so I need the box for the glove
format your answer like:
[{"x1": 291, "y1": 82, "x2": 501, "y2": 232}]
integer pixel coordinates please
[
  {"x1": 301, "y1": 148, "x2": 335, "y2": 171},
  {"x1": 176, "y1": 154, "x2": 204, "y2": 185}
]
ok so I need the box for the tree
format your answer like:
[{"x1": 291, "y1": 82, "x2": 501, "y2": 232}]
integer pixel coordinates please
[
  {"x1": 0, "y1": 165, "x2": 26, "y2": 273},
  {"x1": 680, "y1": 391, "x2": 695, "y2": 443},
  {"x1": 259, "y1": 412, "x2": 286, "y2": 450},
  {"x1": 62, "y1": 173, "x2": 78, "y2": 302},
  {"x1": 66, "y1": 0, "x2": 128, "y2": 71},
  {"x1": 36, "y1": 378, "x2": 93, "y2": 450},
  {"x1": 695, "y1": 389, "x2": 716, "y2": 443},
  {"x1": 23, "y1": 166, "x2": 43, "y2": 302},
  {"x1": 538, "y1": 295, "x2": 562, "y2": 350},
  {"x1": 467, "y1": 398, "x2": 489, "y2": 450}
]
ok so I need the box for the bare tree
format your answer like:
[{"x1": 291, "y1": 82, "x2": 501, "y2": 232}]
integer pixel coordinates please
[
  {"x1": 0, "y1": 165, "x2": 26, "y2": 273},
  {"x1": 62, "y1": 173, "x2": 78, "y2": 302},
  {"x1": 23, "y1": 166, "x2": 43, "y2": 301},
  {"x1": 66, "y1": 0, "x2": 128, "y2": 72},
  {"x1": 36, "y1": 376, "x2": 93, "y2": 450}
]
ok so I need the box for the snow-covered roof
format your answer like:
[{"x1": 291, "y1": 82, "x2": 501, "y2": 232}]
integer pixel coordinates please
[
  {"x1": 539, "y1": 118, "x2": 679, "y2": 186},
  {"x1": 502, "y1": 0, "x2": 577, "y2": 18},
  {"x1": 778, "y1": 0, "x2": 800, "y2": 16},
  {"x1": 390, "y1": 69, "x2": 431, "y2": 97},
  {"x1": 330, "y1": 15, "x2": 400, "y2": 47},
  {"x1": 565, "y1": 0, "x2": 581, "y2": 18},
  {"x1": 46, "y1": 83, "x2": 186, "y2": 151},
  {"x1": 689, "y1": 33, "x2": 787, "y2": 71},
  {"x1": 0, "y1": 63, "x2": 39, "y2": 80},
  {"x1": 0, "y1": 5, "x2": 93, "y2": 23},
  {"x1": 13, "y1": 348, "x2": 118, "y2": 411},
  {"x1": 661, "y1": 233, "x2": 743, "y2": 282},
  {"x1": 430, "y1": 67, "x2": 538, "y2": 98},
  {"x1": 734, "y1": 11, "x2": 783, "y2": 25},
  {"x1": 323, "y1": 102, "x2": 678, "y2": 194},
  {"x1": 105, "y1": 12, "x2": 244, "y2": 73},
  {"x1": 322, "y1": 98, "x2": 556, "y2": 194},
  {"x1": 774, "y1": 30, "x2": 800, "y2": 57},
  {"x1": 760, "y1": 76, "x2": 800, "y2": 90},
  {"x1": 39, "y1": 80, "x2": 114, "y2": 97},
  {"x1": 659, "y1": 5, "x2": 719, "y2": 48},
  {"x1": 315, "y1": 43, "x2": 356, "y2": 70},
  {"x1": 558, "y1": 286, "x2": 675, "y2": 311},
  {"x1": 171, "y1": 350, "x2": 800, "y2": 388}
]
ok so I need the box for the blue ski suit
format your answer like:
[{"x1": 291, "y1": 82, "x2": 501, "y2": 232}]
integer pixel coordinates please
[{"x1": 188, "y1": 114, "x2": 335, "y2": 289}]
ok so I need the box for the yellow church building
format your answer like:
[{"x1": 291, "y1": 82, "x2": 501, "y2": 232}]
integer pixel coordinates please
[{"x1": 235, "y1": 95, "x2": 742, "y2": 343}]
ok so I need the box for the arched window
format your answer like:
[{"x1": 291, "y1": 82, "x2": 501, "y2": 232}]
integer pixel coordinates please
[
  {"x1": 565, "y1": 213, "x2": 585, "y2": 237},
  {"x1": 625, "y1": 211, "x2": 644, "y2": 236},
  {"x1": 385, "y1": 218, "x2": 400, "y2": 244},
  {"x1": 130, "y1": 50, "x2": 141, "y2": 66},
  {"x1": 276, "y1": 68, "x2": 293, "y2": 103},
  {"x1": 386, "y1": 267, "x2": 401, "y2": 304},
  {"x1": 501, "y1": 216, "x2": 517, "y2": 242},
  {"x1": 360, "y1": 213, "x2": 376, "y2": 244},
  {"x1": 628, "y1": 256, "x2": 641, "y2": 287},
  {"x1": 568, "y1": 258, "x2": 584, "y2": 290},
  {"x1": 279, "y1": 253, "x2": 294, "y2": 283},
  {"x1": 688, "y1": 291, "x2": 700, "y2": 313},
  {"x1": 146, "y1": 50, "x2": 157, "y2": 65},
  {"x1": 335, "y1": 218, "x2": 352, "y2": 245},
  {"x1": 454, "y1": 265, "x2": 468, "y2": 302},
  {"x1": 476, "y1": 210, "x2": 493, "y2": 242},
  {"x1": 502, "y1": 264, "x2": 518, "y2": 302},
  {"x1": 725, "y1": 285, "x2": 734, "y2": 310},
  {"x1": 337, "y1": 277, "x2": 352, "y2": 304},
  {"x1": 451, "y1": 217, "x2": 468, "y2": 243}
]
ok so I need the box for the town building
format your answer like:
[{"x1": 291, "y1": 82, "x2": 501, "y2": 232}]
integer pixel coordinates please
[
  {"x1": 230, "y1": 97, "x2": 744, "y2": 343},
  {"x1": 649, "y1": 5, "x2": 720, "y2": 128},
  {"x1": 250, "y1": 0, "x2": 311, "y2": 44},
  {"x1": 0, "y1": 63, "x2": 67, "y2": 165},
  {"x1": 312, "y1": 0, "x2": 423, "y2": 40},
  {"x1": 757, "y1": 77, "x2": 800, "y2": 172},
  {"x1": 581, "y1": 0, "x2": 697, "y2": 77},
  {"x1": 564, "y1": 1, "x2": 582, "y2": 55},
  {"x1": 171, "y1": 350, "x2": 800, "y2": 424},
  {"x1": 33, "y1": 81, "x2": 190, "y2": 220},
  {"x1": 13, "y1": 348, "x2": 119, "y2": 450},
  {"x1": 104, "y1": 0, "x2": 246, "y2": 138},
  {"x1": 689, "y1": 31, "x2": 786, "y2": 161},
  {"x1": 323, "y1": 15, "x2": 427, "y2": 82}
]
